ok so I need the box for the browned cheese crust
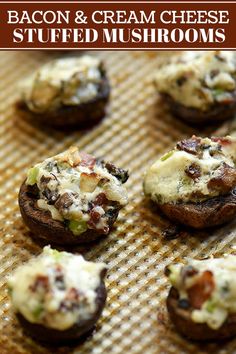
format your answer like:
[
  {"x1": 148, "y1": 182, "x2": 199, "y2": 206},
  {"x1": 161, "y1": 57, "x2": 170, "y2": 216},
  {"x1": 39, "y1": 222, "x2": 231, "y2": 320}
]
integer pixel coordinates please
[
  {"x1": 17, "y1": 280, "x2": 107, "y2": 344},
  {"x1": 167, "y1": 287, "x2": 236, "y2": 341},
  {"x1": 17, "y1": 73, "x2": 110, "y2": 129},
  {"x1": 162, "y1": 93, "x2": 236, "y2": 125},
  {"x1": 18, "y1": 182, "x2": 120, "y2": 245}
]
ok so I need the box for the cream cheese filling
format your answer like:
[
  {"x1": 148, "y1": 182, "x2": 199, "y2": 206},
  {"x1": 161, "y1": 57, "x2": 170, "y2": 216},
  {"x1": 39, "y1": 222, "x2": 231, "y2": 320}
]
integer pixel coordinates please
[
  {"x1": 168, "y1": 256, "x2": 236, "y2": 330},
  {"x1": 21, "y1": 56, "x2": 103, "y2": 113},
  {"x1": 155, "y1": 51, "x2": 236, "y2": 110},
  {"x1": 26, "y1": 147, "x2": 128, "y2": 234},
  {"x1": 144, "y1": 136, "x2": 236, "y2": 204},
  {"x1": 8, "y1": 246, "x2": 107, "y2": 331}
]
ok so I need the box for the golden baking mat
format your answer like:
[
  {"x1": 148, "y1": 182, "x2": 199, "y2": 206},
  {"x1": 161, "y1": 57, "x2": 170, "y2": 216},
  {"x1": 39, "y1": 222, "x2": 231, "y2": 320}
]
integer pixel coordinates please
[{"x1": 0, "y1": 50, "x2": 236, "y2": 354}]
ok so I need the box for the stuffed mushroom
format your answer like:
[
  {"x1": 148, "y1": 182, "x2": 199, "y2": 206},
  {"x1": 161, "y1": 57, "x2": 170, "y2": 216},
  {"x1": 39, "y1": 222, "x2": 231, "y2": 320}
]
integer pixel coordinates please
[
  {"x1": 8, "y1": 246, "x2": 107, "y2": 343},
  {"x1": 19, "y1": 146, "x2": 129, "y2": 245},
  {"x1": 18, "y1": 55, "x2": 110, "y2": 128},
  {"x1": 155, "y1": 51, "x2": 236, "y2": 124},
  {"x1": 143, "y1": 136, "x2": 236, "y2": 229},
  {"x1": 165, "y1": 256, "x2": 236, "y2": 341}
]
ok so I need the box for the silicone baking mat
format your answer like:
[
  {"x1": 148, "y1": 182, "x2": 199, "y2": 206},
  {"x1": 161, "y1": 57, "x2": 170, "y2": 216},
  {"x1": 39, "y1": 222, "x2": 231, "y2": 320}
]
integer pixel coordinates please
[{"x1": 0, "y1": 50, "x2": 236, "y2": 354}]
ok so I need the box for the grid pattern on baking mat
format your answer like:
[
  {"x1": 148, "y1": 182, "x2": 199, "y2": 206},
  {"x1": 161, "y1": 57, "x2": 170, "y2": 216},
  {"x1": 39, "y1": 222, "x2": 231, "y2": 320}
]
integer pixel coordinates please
[{"x1": 0, "y1": 50, "x2": 236, "y2": 354}]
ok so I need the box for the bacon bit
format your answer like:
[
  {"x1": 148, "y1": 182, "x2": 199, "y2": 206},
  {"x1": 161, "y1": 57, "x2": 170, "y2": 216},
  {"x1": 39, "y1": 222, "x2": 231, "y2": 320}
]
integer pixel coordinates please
[
  {"x1": 187, "y1": 270, "x2": 215, "y2": 309},
  {"x1": 211, "y1": 137, "x2": 232, "y2": 146},
  {"x1": 80, "y1": 172, "x2": 99, "y2": 193},
  {"x1": 207, "y1": 163, "x2": 236, "y2": 194},
  {"x1": 89, "y1": 208, "x2": 101, "y2": 224},
  {"x1": 30, "y1": 275, "x2": 49, "y2": 292},
  {"x1": 80, "y1": 151, "x2": 96, "y2": 168},
  {"x1": 93, "y1": 193, "x2": 108, "y2": 206},
  {"x1": 176, "y1": 136, "x2": 201, "y2": 155},
  {"x1": 66, "y1": 287, "x2": 80, "y2": 301},
  {"x1": 88, "y1": 193, "x2": 110, "y2": 233},
  {"x1": 60, "y1": 288, "x2": 81, "y2": 311},
  {"x1": 218, "y1": 96, "x2": 234, "y2": 104},
  {"x1": 88, "y1": 208, "x2": 102, "y2": 230},
  {"x1": 88, "y1": 210, "x2": 109, "y2": 234},
  {"x1": 185, "y1": 163, "x2": 201, "y2": 180}
]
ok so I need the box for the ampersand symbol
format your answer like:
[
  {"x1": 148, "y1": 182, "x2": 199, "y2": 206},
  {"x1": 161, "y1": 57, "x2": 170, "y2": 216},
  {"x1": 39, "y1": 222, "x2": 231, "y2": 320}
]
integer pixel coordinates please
[{"x1": 75, "y1": 11, "x2": 87, "y2": 24}]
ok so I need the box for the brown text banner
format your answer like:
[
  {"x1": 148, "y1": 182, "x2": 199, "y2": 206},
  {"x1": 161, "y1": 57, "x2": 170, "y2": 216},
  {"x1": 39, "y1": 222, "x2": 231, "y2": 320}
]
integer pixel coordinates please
[{"x1": 0, "y1": 2, "x2": 235, "y2": 49}]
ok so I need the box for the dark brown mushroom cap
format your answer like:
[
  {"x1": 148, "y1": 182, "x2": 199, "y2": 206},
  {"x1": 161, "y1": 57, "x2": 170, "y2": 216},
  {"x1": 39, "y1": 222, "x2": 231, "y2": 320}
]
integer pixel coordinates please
[
  {"x1": 158, "y1": 188, "x2": 236, "y2": 229},
  {"x1": 17, "y1": 70, "x2": 110, "y2": 129},
  {"x1": 167, "y1": 287, "x2": 236, "y2": 341},
  {"x1": 162, "y1": 92, "x2": 236, "y2": 125},
  {"x1": 17, "y1": 277, "x2": 107, "y2": 344},
  {"x1": 18, "y1": 182, "x2": 121, "y2": 246}
]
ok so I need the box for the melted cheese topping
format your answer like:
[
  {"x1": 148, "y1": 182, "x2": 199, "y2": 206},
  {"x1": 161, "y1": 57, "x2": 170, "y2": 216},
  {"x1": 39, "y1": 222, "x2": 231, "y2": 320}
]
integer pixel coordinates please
[
  {"x1": 26, "y1": 146, "x2": 128, "y2": 235},
  {"x1": 21, "y1": 56, "x2": 103, "y2": 113},
  {"x1": 8, "y1": 246, "x2": 107, "y2": 330},
  {"x1": 143, "y1": 136, "x2": 236, "y2": 204},
  {"x1": 167, "y1": 256, "x2": 236, "y2": 330},
  {"x1": 155, "y1": 51, "x2": 236, "y2": 110}
]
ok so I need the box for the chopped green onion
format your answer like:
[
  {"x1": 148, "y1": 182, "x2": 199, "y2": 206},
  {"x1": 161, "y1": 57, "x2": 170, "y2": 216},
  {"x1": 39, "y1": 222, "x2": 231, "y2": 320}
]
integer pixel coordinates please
[
  {"x1": 212, "y1": 88, "x2": 225, "y2": 98},
  {"x1": 161, "y1": 151, "x2": 174, "y2": 162},
  {"x1": 32, "y1": 304, "x2": 43, "y2": 319},
  {"x1": 51, "y1": 249, "x2": 62, "y2": 261},
  {"x1": 26, "y1": 167, "x2": 39, "y2": 186},
  {"x1": 206, "y1": 300, "x2": 215, "y2": 313},
  {"x1": 69, "y1": 219, "x2": 88, "y2": 236},
  {"x1": 181, "y1": 177, "x2": 192, "y2": 187}
]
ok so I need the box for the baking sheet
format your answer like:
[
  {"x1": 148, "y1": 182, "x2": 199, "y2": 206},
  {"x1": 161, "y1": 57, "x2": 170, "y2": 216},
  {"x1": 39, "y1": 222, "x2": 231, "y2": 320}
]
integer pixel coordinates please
[{"x1": 0, "y1": 50, "x2": 236, "y2": 354}]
